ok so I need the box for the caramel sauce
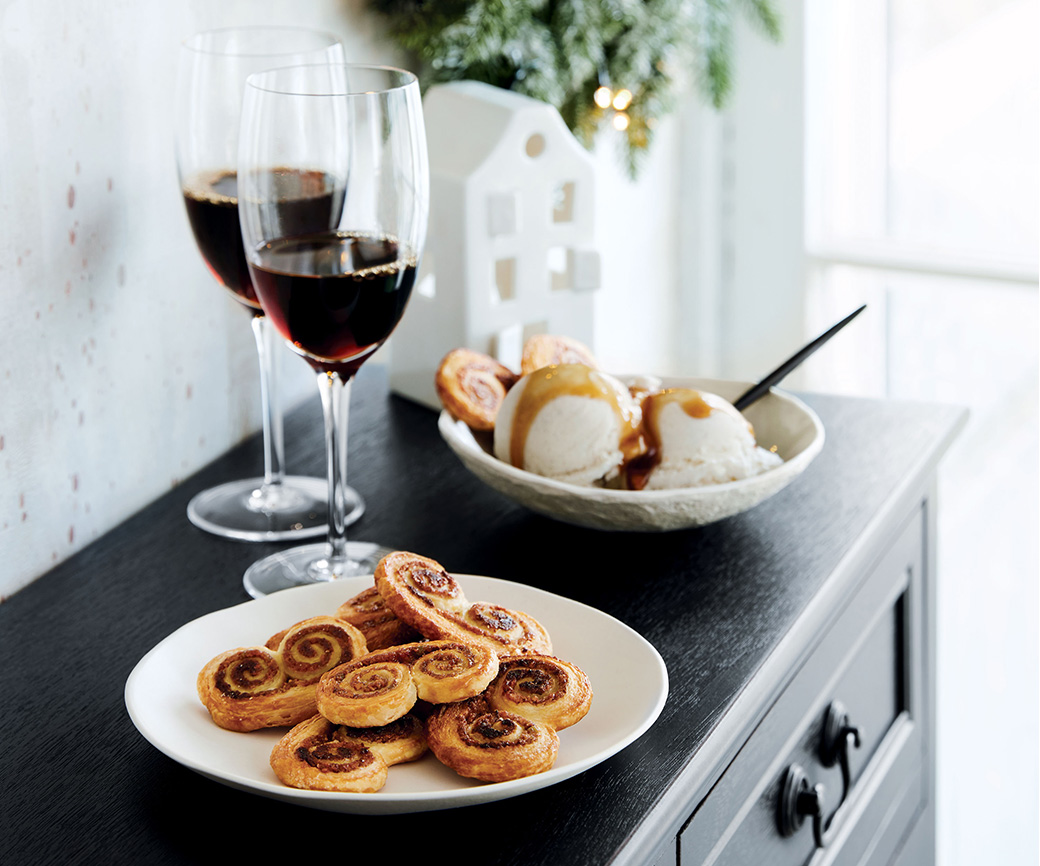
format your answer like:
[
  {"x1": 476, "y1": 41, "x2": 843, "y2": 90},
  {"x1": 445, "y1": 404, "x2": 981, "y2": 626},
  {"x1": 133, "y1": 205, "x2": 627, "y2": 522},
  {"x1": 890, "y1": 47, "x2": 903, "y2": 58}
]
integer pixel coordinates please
[
  {"x1": 623, "y1": 389, "x2": 715, "y2": 491},
  {"x1": 509, "y1": 364, "x2": 641, "y2": 469}
]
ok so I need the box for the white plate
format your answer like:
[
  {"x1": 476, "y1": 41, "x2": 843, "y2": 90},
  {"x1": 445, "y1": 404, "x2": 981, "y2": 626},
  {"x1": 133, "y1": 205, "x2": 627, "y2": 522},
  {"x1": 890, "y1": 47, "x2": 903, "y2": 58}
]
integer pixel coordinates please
[
  {"x1": 439, "y1": 377, "x2": 825, "y2": 532},
  {"x1": 125, "y1": 575, "x2": 668, "y2": 814}
]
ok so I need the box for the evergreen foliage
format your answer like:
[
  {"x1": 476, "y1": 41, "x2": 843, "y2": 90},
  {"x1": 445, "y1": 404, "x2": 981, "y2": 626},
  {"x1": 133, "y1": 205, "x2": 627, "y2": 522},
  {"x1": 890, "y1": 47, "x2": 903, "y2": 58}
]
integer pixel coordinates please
[{"x1": 369, "y1": 0, "x2": 781, "y2": 177}]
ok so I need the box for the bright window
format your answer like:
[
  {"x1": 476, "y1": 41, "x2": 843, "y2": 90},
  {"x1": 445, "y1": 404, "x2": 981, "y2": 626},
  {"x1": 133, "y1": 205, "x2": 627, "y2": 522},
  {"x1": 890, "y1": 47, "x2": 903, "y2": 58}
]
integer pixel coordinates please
[{"x1": 799, "y1": 2, "x2": 1038, "y2": 864}]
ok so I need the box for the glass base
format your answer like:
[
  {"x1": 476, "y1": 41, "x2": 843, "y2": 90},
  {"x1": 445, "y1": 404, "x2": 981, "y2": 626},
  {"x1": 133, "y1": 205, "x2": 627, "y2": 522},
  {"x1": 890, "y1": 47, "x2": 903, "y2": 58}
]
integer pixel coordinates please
[
  {"x1": 186, "y1": 476, "x2": 362, "y2": 542},
  {"x1": 242, "y1": 540, "x2": 394, "y2": 598}
]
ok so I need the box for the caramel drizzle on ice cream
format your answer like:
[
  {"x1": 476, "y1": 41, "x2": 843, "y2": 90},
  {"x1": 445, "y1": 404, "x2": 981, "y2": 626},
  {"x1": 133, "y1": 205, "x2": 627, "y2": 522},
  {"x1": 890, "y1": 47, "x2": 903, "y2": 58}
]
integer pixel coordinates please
[
  {"x1": 624, "y1": 388, "x2": 742, "y2": 490},
  {"x1": 509, "y1": 364, "x2": 642, "y2": 470}
]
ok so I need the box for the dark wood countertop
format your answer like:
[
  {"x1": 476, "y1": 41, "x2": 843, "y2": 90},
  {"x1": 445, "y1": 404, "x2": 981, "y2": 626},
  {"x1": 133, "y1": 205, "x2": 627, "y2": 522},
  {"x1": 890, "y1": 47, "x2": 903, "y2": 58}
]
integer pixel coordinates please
[{"x1": 0, "y1": 366, "x2": 965, "y2": 865}]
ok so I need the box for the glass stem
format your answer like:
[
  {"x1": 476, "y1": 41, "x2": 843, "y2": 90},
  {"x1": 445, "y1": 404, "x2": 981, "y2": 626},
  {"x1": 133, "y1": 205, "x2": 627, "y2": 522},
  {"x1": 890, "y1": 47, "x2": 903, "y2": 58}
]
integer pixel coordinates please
[
  {"x1": 251, "y1": 314, "x2": 287, "y2": 492},
  {"x1": 316, "y1": 370, "x2": 352, "y2": 573}
]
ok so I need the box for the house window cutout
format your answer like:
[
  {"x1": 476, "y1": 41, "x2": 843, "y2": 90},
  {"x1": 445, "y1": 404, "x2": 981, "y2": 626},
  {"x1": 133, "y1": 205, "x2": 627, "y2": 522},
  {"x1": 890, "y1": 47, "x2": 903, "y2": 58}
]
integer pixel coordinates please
[
  {"x1": 548, "y1": 246, "x2": 572, "y2": 291},
  {"x1": 525, "y1": 133, "x2": 546, "y2": 158},
  {"x1": 488, "y1": 192, "x2": 519, "y2": 237},
  {"x1": 552, "y1": 182, "x2": 575, "y2": 224},
  {"x1": 522, "y1": 320, "x2": 549, "y2": 343},
  {"x1": 494, "y1": 257, "x2": 517, "y2": 301},
  {"x1": 416, "y1": 254, "x2": 436, "y2": 298},
  {"x1": 417, "y1": 272, "x2": 436, "y2": 299}
]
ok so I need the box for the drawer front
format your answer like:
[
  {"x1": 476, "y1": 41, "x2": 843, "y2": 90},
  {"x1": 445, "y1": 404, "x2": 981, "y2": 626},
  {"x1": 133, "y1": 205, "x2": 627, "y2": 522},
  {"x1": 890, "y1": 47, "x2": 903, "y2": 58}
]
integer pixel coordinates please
[{"x1": 679, "y1": 506, "x2": 926, "y2": 866}]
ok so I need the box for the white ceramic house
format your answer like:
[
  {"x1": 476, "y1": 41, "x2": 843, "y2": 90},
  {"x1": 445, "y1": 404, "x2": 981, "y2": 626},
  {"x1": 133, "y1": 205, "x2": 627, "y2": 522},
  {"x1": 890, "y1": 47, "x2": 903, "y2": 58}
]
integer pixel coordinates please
[{"x1": 389, "y1": 80, "x2": 601, "y2": 409}]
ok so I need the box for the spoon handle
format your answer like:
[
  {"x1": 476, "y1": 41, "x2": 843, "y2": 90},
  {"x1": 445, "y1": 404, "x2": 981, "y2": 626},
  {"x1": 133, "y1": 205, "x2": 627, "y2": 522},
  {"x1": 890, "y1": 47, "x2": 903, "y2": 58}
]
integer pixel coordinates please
[{"x1": 733, "y1": 304, "x2": 867, "y2": 411}]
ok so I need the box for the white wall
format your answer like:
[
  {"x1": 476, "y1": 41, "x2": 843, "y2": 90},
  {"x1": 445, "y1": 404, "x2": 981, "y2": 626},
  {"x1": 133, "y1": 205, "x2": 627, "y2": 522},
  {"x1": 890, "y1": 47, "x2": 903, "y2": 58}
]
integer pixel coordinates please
[{"x1": 0, "y1": 1, "x2": 687, "y2": 599}]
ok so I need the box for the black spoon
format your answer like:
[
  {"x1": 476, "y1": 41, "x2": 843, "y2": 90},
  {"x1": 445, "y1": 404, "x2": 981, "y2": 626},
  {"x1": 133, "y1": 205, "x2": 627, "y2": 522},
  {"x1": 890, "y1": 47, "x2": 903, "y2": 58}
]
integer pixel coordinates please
[{"x1": 733, "y1": 304, "x2": 867, "y2": 411}]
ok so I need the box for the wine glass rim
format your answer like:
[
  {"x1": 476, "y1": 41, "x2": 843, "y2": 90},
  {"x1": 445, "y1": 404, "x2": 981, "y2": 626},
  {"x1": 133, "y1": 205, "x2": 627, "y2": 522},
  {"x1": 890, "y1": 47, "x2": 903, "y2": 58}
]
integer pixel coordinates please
[
  {"x1": 244, "y1": 63, "x2": 419, "y2": 97},
  {"x1": 181, "y1": 25, "x2": 341, "y2": 57}
]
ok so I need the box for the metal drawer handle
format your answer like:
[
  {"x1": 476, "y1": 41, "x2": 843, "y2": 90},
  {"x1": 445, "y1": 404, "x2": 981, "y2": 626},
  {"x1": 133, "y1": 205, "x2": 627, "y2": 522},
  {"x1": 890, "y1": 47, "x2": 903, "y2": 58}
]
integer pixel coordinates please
[
  {"x1": 820, "y1": 700, "x2": 862, "y2": 817},
  {"x1": 777, "y1": 704, "x2": 863, "y2": 850},
  {"x1": 778, "y1": 764, "x2": 828, "y2": 848}
]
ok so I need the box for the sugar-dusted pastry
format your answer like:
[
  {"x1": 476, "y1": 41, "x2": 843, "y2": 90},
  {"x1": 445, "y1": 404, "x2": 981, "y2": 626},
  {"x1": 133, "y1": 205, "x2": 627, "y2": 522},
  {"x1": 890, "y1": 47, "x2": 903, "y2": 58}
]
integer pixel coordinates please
[
  {"x1": 520, "y1": 334, "x2": 598, "y2": 376},
  {"x1": 375, "y1": 551, "x2": 552, "y2": 657},
  {"x1": 435, "y1": 347, "x2": 518, "y2": 432},
  {"x1": 316, "y1": 640, "x2": 500, "y2": 728},
  {"x1": 270, "y1": 713, "x2": 427, "y2": 793},
  {"x1": 425, "y1": 695, "x2": 560, "y2": 783},
  {"x1": 485, "y1": 654, "x2": 592, "y2": 731},
  {"x1": 336, "y1": 585, "x2": 421, "y2": 650},
  {"x1": 197, "y1": 616, "x2": 368, "y2": 732}
]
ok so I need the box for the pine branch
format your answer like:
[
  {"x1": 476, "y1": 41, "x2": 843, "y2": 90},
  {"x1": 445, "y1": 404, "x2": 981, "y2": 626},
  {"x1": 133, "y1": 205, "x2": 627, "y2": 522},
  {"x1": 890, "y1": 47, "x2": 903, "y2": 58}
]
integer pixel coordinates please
[{"x1": 368, "y1": 0, "x2": 782, "y2": 175}]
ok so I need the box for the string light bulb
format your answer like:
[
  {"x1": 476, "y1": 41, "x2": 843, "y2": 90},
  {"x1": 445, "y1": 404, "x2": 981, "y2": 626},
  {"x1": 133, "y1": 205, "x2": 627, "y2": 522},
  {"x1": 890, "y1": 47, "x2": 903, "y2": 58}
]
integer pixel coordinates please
[
  {"x1": 611, "y1": 89, "x2": 632, "y2": 111},
  {"x1": 593, "y1": 83, "x2": 635, "y2": 134}
]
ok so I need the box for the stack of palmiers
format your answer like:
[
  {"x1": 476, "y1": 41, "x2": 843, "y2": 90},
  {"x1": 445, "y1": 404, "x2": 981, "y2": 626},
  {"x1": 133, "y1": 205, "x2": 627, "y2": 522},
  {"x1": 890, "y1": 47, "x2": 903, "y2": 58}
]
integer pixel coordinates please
[{"x1": 196, "y1": 551, "x2": 592, "y2": 792}]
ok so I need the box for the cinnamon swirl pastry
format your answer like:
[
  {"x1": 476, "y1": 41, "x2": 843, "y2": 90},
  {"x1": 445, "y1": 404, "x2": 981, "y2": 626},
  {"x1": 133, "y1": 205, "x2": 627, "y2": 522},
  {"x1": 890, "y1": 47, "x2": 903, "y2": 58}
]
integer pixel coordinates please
[
  {"x1": 486, "y1": 654, "x2": 592, "y2": 731},
  {"x1": 375, "y1": 552, "x2": 553, "y2": 657},
  {"x1": 425, "y1": 695, "x2": 560, "y2": 783},
  {"x1": 336, "y1": 585, "x2": 421, "y2": 650},
  {"x1": 197, "y1": 616, "x2": 368, "y2": 732},
  {"x1": 520, "y1": 334, "x2": 598, "y2": 376},
  {"x1": 435, "y1": 348, "x2": 518, "y2": 432},
  {"x1": 269, "y1": 713, "x2": 426, "y2": 792},
  {"x1": 316, "y1": 640, "x2": 499, "y2": 728}
]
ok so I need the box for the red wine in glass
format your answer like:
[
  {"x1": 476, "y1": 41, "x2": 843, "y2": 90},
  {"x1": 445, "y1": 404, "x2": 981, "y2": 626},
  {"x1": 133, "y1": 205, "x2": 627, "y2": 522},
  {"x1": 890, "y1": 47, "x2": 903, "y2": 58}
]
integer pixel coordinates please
[
  {"x1": 250, "y1": 231, "x2": 417, "y2": 376},
  {"x1": 182, "y1": 170, "x2": 258, "y2": 310},
  {"x1": 182, "y1": 169, "x2": 345, "y2": 313}
]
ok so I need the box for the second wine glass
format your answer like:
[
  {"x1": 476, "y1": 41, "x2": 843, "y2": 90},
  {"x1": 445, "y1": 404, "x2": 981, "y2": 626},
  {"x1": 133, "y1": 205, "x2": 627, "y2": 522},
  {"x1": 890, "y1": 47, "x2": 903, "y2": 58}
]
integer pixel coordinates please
[
  {"x1": 176, "y1": 27, "x2": 364, "y2": 542},
  {"x1": 237, "y1": 64, "x2": 429, "y2": 597}
]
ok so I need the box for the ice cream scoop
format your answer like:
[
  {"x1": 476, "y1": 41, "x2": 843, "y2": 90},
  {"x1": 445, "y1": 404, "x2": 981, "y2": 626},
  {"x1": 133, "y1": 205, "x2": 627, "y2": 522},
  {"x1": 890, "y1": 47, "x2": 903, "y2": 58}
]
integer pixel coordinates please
[
  {"x1": 624, "y1": 388, "x2": 782, "y2": 490},
  {"x1": 493, "y1": 364, "x2": 641, "y2": 486}
]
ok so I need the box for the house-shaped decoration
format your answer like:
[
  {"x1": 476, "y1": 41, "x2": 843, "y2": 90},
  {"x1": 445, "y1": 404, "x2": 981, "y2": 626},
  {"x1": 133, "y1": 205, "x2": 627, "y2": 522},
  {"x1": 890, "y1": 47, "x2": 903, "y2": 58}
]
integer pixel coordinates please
[{"x1": 389, "y1": 80, "x2": 601, "y2": 409}]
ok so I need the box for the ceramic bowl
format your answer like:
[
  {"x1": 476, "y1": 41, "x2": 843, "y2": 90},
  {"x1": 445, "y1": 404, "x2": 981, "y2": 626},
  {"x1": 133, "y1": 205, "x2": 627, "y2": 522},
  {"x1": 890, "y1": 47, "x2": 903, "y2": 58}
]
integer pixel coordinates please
[{"x1": 437, "y1": 377, "x2": 825, "y2": 532}]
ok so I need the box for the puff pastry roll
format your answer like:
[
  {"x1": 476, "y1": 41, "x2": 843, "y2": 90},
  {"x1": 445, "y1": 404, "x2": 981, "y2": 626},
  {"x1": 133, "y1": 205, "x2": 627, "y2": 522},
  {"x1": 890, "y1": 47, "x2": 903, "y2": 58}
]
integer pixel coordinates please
[
  {"x1": 435, "y1": 348, "x2": 518, "y2": 431},
  {"x1": 425, "y1": 695, "x2": 560, "y2": 783},
  {"x1": 269, "y1": 713, "x2": 426, "y2": 792},
  {"x1": 486, "y1": 654, "x2": 592, "y2": 731},
  {"x1": 197, "y1": 616, "x2": 368, "y2": 732},
  {"x1": 375, "y1": 552, "x2": 552, "y2": 657},
  {"x1": 316, "y1": 640, "x2": 499, "y2": 728},
  {"x1": 335, "y1": 585, "x2": 421, "y2": 650},
  {"x1": 520, "y1": 334, "x2": 598, "y2": 375}
]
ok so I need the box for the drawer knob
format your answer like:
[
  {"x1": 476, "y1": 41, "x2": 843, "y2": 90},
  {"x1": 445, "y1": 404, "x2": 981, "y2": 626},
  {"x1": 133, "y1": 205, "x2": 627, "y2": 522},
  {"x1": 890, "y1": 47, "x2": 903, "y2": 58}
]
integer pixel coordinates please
[
  {"x1": 820, "y1": 700, "x2": 862, "y2": 816},
  {"x1": 778, "y1": 764, "x2": 827, "y2": 848}
]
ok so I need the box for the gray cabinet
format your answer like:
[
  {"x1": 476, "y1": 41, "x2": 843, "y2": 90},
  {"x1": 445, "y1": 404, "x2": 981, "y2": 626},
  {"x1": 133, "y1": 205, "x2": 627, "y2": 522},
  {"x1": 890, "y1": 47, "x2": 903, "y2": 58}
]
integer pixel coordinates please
[{"x1": 676, "y1": 503, "x2": 935, "y2": 865}]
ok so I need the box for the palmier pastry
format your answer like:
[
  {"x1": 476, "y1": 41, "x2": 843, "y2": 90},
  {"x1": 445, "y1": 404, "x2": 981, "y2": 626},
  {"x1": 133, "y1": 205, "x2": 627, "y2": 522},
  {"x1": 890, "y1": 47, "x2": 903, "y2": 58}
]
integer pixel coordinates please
[
  {"x1": 335, "y1": 585, "x2": 421, "y2": 650},
  {"x1": 435, "y1": 348, "x2": 518, "y2": 431},
  {"x1": 520, "y1": 334, "x2": 598, "y2": 376},
  {"x1": 197, "y1": 616, "x2": 368, "y2": 732},
  {"x1": 375, "y1": 551, "x2": 552, "y2": 657},
  {"x1": 425, "y1": 695, "x2": 560, "y2": 783},
  {"x1": 316, "y1": 640, "x2": 499, "y2": 728},
  {"x1": 486, "y1": 654, "x2": 592, "y2": 731},
  {"x1": 270, "y1": 713, "x2": 426, "y2": 793}
]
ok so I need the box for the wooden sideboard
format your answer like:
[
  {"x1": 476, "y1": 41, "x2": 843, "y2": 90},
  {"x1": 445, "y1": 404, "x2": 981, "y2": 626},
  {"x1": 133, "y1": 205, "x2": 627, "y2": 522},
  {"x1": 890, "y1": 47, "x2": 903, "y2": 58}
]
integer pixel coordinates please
[{"x1": 0, "y1": 366, "x2": 964, "y2": 865}]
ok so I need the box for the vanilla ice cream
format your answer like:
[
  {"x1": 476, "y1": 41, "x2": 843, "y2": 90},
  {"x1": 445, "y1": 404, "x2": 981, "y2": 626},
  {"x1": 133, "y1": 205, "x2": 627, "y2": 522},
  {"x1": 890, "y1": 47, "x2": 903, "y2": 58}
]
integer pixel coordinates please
[
  {"x1": 629, "y1": 388, "x2": 782, "y2": 490},
  {"x1": 493, "y1": 364, "x2": 641, "y2": 486}
]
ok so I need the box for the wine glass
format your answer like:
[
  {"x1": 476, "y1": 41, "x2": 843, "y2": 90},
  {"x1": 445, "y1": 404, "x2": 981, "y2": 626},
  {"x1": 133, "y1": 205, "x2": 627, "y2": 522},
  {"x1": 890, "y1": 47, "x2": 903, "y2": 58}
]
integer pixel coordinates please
[
  {"x1": 175, "y1": 27, "x2": 364, "y2": 541},
  {"x1": 237, "y1": 64, "x2": 429, "y2": 597}
]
